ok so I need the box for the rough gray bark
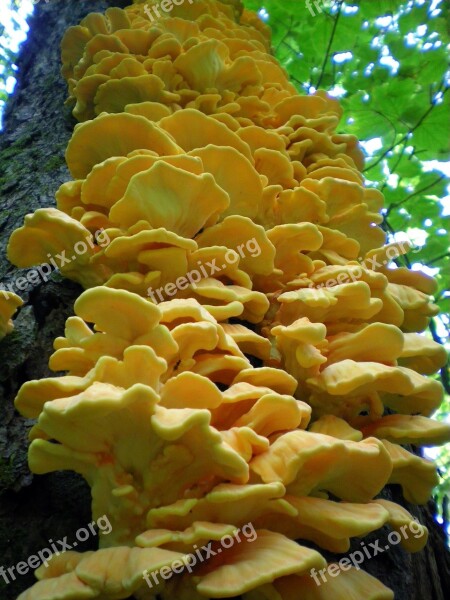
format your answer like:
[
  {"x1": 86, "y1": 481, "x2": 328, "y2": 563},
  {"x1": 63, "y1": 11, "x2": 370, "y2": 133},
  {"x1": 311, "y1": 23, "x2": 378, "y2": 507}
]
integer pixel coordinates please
[
  {"x1": 0, "y1": 2, "x2": 127, "y2": 599},
  {"x1": 0, "y1": 1, "x2": 448, "y2": 599}
]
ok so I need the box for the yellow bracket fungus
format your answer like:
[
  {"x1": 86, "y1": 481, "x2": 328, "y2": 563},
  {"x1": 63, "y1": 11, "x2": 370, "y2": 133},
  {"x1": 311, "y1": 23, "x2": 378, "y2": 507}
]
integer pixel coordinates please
[
  {"x1": 0, "y1": 291, "x2": 23, "y2": 340},
  {"x1": 7, "y1": 0, "x2": 449, "y2": 598}
]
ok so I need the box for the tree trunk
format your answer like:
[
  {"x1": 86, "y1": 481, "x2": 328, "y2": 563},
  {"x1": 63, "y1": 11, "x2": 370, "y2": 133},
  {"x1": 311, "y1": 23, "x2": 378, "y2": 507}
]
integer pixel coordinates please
[
  {"x1": 0, "y1": 3, "x2": 128, "y2": 599},
  {"x1": 0, "y1": 2, "x2": 448, "y2": 599}
]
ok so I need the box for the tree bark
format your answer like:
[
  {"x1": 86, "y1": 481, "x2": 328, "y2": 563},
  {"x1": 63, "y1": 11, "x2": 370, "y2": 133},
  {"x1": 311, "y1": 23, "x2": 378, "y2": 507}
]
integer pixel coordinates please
[
  {"x1": 0, "y1": 2, "x2": 127, "y2": 599},
  {"x1": 0, "y1": 1, "x2": 448, "y2": 599}
]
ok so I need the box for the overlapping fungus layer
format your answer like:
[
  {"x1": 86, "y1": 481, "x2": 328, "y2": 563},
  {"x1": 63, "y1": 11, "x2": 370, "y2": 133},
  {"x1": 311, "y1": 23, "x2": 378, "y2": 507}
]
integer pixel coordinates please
[
  {"x1": 0, "y1": 291, "x2": 22, "y2": 340},
  {"x1": 8, "y1": 1, "x2": 449, "y2": 599}
]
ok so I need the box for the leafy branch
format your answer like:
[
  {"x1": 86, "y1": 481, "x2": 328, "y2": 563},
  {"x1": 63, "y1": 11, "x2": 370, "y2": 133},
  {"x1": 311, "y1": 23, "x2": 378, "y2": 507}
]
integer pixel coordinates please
[
  {"x1": 426, "y1": 252, "x2": 450, "y2": 266},
  {"x1": 364, "y1": 85, "x2": 449, "y2": 173},
  {"x1": 385, "y1": 175, "x2": 446, "y2": 216},
  {"x1": 315, "y1": 0, "x2": 344, "y2": 89}
]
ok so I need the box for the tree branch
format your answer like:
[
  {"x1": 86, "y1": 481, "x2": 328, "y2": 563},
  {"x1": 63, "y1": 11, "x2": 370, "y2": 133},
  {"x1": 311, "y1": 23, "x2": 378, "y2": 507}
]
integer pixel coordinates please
[
  {"x1": 385, "y1": 174, "x2": 445, "y2": 216},
  {"x1": 429, "y1": 318, "x2": 450, "y2": 395},
  {"x1": 275, "y1": 16, "x2": 294, "y2": 53},
  {"x1": 364, "y1": 86, "x2": 449, "y2": 173},
  {"x1": 380, "y1": 141, "x2": 408, "y2": 193},
  {"x1": 380, "y1": 216, "x2": 413, "y2": 268},
  {"x1": 426, "y1": 252, "x2": 450, "y2": 266},
  {"x1": 315, "y1": 0, "x2": 344, "y2": 89}
]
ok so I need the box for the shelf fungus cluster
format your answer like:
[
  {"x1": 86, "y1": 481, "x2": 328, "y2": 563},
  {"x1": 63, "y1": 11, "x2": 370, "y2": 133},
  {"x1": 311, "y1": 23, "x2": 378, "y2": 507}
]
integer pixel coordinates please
[{"x1": 6, "y1": 1, "x2": 449, "y2": 599}]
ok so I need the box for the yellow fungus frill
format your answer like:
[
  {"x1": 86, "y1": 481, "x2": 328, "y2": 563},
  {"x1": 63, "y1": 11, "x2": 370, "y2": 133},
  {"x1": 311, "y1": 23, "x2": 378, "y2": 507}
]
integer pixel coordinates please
[
  {"x1": 60, "y1": 1, "x2": 292, "y2": 124},
  {"x1": 0, "y1": 291, "x2": 23, "y2": 339},
  {"x1": 17, "y1": 532, "x2": 327, "y2": 600},
  {"x1": 8, "y1": 0, "x2": 449, "y2": 598},
  {"x1": 16, "y1": 551, "x2": 396, "y2": 600},
  {"x1": 15, "y1": 288, "x2": 429, "y2": 599}
]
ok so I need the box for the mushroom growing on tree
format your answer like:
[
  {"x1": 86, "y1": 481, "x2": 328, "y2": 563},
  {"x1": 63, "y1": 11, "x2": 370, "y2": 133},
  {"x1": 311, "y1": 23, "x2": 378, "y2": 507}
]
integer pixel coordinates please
[{"x1": 1, "y1": 1, "x2": 449, "y2": 599}]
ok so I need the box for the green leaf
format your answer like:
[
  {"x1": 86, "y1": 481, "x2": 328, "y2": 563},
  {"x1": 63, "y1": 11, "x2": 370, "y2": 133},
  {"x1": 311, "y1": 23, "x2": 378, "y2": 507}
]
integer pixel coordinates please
[
  {"x1": 419, "y1": 48, "x2": 448, "y2": 85},
  {"x1": 412, "y1": 98, "x2": 450, "y2": 160},
  {"x1": 400, "y1": 4, "x2": 430, "y2": 32}
]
